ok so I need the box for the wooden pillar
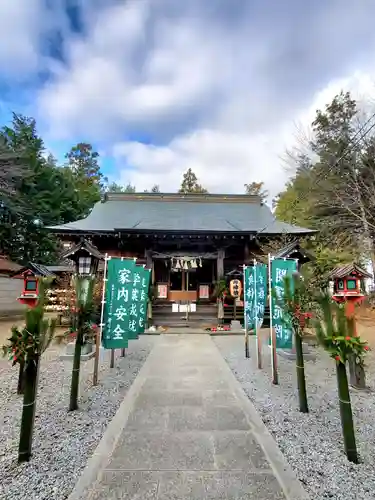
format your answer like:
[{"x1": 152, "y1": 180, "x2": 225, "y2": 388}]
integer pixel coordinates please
[
  {"x1": 217, "y1": 249, "x2": 225, "y2": 278},
  {"x1": 145, "y1": 250, "x2": 155, "y2": 284},
  {"x1": 244, "y1": 242, "x2": 250, "y2": 264},
  {"x1": 145, "y1": 250, "x2": 154, "y2": 323},
  {"x1": 182, "y1": 270, "x2": 186, "y2": 291}
]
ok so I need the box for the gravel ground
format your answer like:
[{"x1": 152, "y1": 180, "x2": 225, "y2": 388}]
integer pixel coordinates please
[
  {"x1": 0, "y1": 336, "x2": 156, "y2": 500},
  {"x1": 214, "y1": 335, "x2": 375, "y2": 500}
]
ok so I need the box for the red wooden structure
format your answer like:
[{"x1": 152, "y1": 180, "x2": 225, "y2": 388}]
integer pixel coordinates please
[
  {"x1": 13, "y1": 263, "x2": 55, "y2": 308},
  {"x1": 328, "y1": 263, "x2": 372, "y2": 335}
]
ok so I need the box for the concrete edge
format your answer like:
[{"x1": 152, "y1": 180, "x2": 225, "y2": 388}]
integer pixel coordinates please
[
  {"x1": 210, "y1": 337, "x2": 310, "y2": 500},
  {"x1": 67, "y1": 344, "x2": 159, "y2": 500}
]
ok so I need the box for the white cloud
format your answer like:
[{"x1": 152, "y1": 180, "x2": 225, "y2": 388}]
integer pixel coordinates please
[
  {"x1": 38, "y1": 1, "x2": 237, "y2": 140},
  {"x1": 4, "y1": 0, "x2": 374, "y2": 196},
  {"x1": 0, "y1": 0, "x2": 45, "y2": 78},
  {"x1": 113, "y1": 129, "x2": 293, "y2": 197},
  {"x1": 113, "y1": 68, "x2": 375, "y2": 198}
]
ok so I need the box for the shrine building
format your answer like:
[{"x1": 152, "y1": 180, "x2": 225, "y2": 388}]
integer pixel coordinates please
[{"x1": 49, "y1": 192, "x2": 313, "y2": 327}]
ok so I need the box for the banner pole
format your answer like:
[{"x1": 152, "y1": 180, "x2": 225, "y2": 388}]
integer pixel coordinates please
[
  {"x1": 243, "y1": 265, "x2": 249, "y2": 358},
  {"x1": 93, "y1": 253, "x2": 109, "y2": 386},
  {"x1": 254, "y1": 259, "x2": 262, "y2": 369},
  {"x1": 268, "y1": 254, "x2": 278, "y2": 384}
]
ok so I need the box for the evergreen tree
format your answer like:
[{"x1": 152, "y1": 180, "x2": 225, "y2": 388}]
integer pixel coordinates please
[
  {"x1": 178, "y1": 168, "x2": 207, "y2": 193},
  {"x1": 0, "y1": 116, "x2": 104, "y2": 264},
  {"x1": 0, "y1": 114, "x2": 62, "y2": 263},
  {"x1": 65, "y1": 143, "x2": 105, "y2": 217}
]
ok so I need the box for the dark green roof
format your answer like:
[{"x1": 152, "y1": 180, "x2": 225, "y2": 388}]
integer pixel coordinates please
[{"x1": 48, "y1": 193, "x2": 314, "y2": 235}]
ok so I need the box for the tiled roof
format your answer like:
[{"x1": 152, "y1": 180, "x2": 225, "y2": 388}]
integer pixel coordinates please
[
  {"x1": 12, "y1": 262, "x2": 56, "y2": 277},
  {"x1": 48, "y1": 193, "x2": 315, "y2": 235},
  {"x1": 327, "y1": 263, "x2": 372, "y2": 279},
  {"x1": 272, "y1": 240, "x2": 314, "y2": 261}
]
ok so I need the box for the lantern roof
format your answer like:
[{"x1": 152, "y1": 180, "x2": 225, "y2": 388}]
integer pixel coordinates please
[
  {"x1": 11, "y1": 262, "x2": 56, "y2": 278},
  {"x1": 61, "y1": 238, "x2": 104, "y2": 261},
  {"x1": 272, "y1": 240, "x2": 314, "y2": 263},
  {"x1": 327, "y1": 263, "x2": 372, "y2": 280}
]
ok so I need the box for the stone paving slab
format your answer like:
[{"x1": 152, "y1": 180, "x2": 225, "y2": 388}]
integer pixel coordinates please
[{"x1": 68, "y1": 334, "x2": 309, "y2": 500}]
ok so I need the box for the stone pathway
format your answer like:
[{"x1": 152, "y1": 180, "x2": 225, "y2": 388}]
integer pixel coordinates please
[{"x1": 68, "y1": 335, "x2": 308, "y2": 500}]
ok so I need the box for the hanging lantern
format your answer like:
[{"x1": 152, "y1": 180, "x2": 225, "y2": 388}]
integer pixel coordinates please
[
  {"x1": 191, "y1": 259, "x2": 197, "y2": 269},
  {"x1": 183, "y1": 260, "x2": 189, "y2": 270},
  {"x1": 229, "y1": 279, "x2": 242, "y2": 298},
  {"x1": 199, "y1": 258, "x2": 202, "y2": 267},
  {"x1": 175, "y1": 260, "x2": 181, "y2": 269}
]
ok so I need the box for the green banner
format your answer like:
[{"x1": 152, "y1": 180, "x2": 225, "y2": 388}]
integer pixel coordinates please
[
  {"x1": 137, "y1": 267, "x2": 151, "y2": 334},
  {"x1": 128, "y1": 265, "x2": 151, "y2": 338},
  {"x1": 244, "y1": 263, "x2": 267, "y2": 331},
  {"x1": 244, "y1": 266, "x2": 256, "y2": 331},
  {"x1": 255, "y1": 263, "x2": 267, "y2": 329},
  {"x1": 102, "y1": 258, "x2": 150, "y2": 349},
  {"x1": 271, "y1": 258, "x2": 297, "y2": 349}
]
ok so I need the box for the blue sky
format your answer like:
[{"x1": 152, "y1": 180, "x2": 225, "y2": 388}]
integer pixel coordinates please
[{"x1": 1, "y1": 0, "x2": 375, "y2": 195}]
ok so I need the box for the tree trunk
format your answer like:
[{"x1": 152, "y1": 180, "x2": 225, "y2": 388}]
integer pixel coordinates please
[
  {"x1": 69, "y1": 315, "x2": 83, "y2": 411},
  {"x1": 18, "y1": 357, "x2": 39, "y2": 462},
  {"x1": 336, "y1": 361, "x2": 358, "y2": 463},
  {"x1": 295, "y1": 333, "x2": 308, "y2": 413},
  {"x1": 17, "y1": 360, "x2": 25, "y2": 395},
  {"x1": 348, "y1": 355, "x2": 367, "y2": 389}
]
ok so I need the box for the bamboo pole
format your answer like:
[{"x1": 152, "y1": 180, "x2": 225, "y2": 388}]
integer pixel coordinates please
[
  {"x1": 293, "y1": 267, "x2": 308, "y2": 413},
  {"x1": 93, "y1": 254, "x2": 109, "y2": 386},
  {"x1": 18, "y1": 357, "x2": 39, "y2": 462},
  {"x1": 120, "y1": 348, "x2": 126, "y2": 357},
  {"x1": 295, "y1": 331, "x2": 308, "y2": 412},
  {"x1": 69, "y1": 311, "x2": 84, "y2": 411},
  {"x1": 336, "y1": 361, "x2": 358, "y2": 463},
  {"x1": 110, "y1": 349, "x2": 115, "y2": 368},
  {"x1": 271, "y1": 327, "x2": 278, "y2": 385},
  {"x1": 17, "y1": 360, "x2": 25, "y2": 395}
]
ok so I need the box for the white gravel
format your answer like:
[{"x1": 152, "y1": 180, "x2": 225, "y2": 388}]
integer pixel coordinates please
[
  {"x1": 214, "y1": 334, "x2": 375, "y2": 500},
  {"x1": 0, "y1": 337, "x2": 156, "y2": 500}
]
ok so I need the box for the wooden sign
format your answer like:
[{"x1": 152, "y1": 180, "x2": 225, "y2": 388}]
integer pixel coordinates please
[{"x1": 229, "y1": 279, "x2": 242, "y2": 298}]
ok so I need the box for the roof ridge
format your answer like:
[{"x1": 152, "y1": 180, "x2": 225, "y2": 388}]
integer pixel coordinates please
[{"x1": 103, "y1": 192, "x2": 262, "y2": 204}]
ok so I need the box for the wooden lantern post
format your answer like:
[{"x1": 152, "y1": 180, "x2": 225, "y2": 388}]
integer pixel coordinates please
[{"x1": 329, "y1": 263, "x2": 372, "y2": 390}]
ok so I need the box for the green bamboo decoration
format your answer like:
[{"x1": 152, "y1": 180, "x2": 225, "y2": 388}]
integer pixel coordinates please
[
  {"x1": 17, "y1": 359, "x2": 25, "y2": 395},
  {"x1": 2, "y1": 279, "x2": 56, "y2": 462},
  {"x1": 69, "y1": 276, "x2": 95, "y2": 411},
  {"x1": 281, "y1": 274, "x2": 309, "y2": 413},
  {"x1": 314, "y1": 294, "x2": 369, "y2": 464}
]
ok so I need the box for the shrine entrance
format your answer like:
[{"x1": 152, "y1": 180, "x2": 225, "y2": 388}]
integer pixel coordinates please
[{"x1": 152, "y1": 255, "x2": 218, "y2": 327}]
